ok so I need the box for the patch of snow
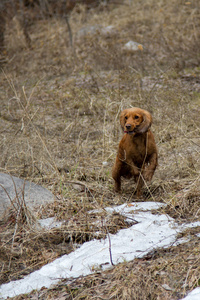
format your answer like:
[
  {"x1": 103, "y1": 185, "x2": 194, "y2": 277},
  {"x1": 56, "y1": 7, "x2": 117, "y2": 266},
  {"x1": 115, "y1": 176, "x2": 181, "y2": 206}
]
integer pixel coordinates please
[
  {"x1": 37, "y1": 217, "x2": 63, "y2": 230},
  {"x1": 181, "y1": 287, "x2": 200, "y2": 300},
  {"x1": 0, "y1": 202, "x2": 199, "y2": 299},
  {"x1": 180, "y1": 221, "x2": 200, "y2": 230},
  {"x1": 90, "y1": 201, "x2": 165, "y2": 215}
]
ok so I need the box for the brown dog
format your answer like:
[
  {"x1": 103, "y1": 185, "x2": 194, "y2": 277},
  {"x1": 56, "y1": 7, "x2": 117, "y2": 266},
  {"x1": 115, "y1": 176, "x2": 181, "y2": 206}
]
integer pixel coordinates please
[{"x1": 112, "y1": 107, "x2": 158, "y2": 197}]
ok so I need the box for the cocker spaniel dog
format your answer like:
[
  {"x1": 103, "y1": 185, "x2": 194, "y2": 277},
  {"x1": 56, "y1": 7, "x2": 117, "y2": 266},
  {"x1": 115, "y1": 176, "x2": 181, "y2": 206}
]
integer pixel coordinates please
[{"x1": 112, "y1": 107, "x2": 158, "y2": 197}]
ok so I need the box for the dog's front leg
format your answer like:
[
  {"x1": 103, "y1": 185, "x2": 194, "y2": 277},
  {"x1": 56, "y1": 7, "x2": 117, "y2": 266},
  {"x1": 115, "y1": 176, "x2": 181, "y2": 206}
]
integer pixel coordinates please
[
  {"x1": 112, "y1": 156, "x2": 123, "y2": 192},
  {"x1": 143, "y1": 152, "x2": 157, "y2": 182}
]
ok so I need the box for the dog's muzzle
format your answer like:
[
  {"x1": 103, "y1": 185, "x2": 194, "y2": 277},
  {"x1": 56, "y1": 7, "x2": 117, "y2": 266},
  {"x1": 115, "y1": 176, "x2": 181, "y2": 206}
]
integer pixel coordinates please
[{"x1": 124, "y1": 124, "x2": 137, "y2": 134}]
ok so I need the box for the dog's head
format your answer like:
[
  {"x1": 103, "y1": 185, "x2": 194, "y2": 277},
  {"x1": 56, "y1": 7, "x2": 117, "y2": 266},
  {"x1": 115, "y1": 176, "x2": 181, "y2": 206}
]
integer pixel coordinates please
[{"x1": 120, "y1": 107, "x2": 152, "y2": 135}]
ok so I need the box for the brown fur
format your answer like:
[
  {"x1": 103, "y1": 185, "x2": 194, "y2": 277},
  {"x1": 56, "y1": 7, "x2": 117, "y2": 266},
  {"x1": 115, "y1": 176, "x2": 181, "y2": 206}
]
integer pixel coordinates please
[{"x1": 112, "y1": 107, "x2": 158, "y2": 197}]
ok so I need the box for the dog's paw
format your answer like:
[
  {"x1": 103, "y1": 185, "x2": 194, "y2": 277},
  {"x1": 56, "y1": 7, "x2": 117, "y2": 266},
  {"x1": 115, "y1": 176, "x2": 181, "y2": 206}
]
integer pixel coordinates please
[{"x1": 143, "y1": 170, "x2": 154, "y2": 182}]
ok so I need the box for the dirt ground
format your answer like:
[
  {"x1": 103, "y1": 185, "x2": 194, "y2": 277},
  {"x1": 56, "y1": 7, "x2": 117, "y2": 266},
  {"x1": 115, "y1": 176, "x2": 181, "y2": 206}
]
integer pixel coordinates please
[{"x1": 0, "y1": 0, "x2": 200, "y2": 299}]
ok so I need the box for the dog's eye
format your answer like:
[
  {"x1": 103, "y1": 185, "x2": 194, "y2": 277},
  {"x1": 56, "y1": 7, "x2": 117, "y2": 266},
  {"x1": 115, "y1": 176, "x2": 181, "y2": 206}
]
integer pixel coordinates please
[
  {"x1": 134, "y1": 115, "x2": 139, "y2": 119},
  {"x1": 125, "y1": 116, "x2": 128, "y2": 120}
]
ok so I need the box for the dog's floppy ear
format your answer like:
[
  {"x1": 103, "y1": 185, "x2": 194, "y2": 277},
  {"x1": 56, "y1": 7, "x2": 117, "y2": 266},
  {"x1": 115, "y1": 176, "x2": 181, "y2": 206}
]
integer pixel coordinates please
[
  {"x1": 120, "y1": 109, "x2": 128, "y2": 130},
  {"x1": 136, "y1": 109, "x2": 152, "y2": 133}
]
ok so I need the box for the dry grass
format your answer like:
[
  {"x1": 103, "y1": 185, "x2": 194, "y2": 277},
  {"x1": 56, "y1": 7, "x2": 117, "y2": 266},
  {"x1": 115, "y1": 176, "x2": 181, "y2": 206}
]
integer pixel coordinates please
[{"x1": 0, "y1": 0, "x2": 200, "y2": 299}]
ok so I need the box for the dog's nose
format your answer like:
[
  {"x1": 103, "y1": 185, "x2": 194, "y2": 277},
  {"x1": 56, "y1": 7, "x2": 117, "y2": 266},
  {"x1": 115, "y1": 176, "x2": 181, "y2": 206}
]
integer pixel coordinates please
[{"x1": 126, "y1": 124, "x2": 131, "y2": 130}]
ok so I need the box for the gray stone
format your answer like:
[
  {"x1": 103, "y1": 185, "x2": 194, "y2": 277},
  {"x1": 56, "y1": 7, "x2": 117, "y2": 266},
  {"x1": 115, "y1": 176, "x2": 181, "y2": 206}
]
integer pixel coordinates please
[
  {"x1": 77, "y1": 25, "x2": 101, "y2": 38},
  {"x1": 77, "y1": 25, "x2": 117, "y2": 39},
  {"x1": 123, "y1": 41, "x2": 144, "y2": 52},
  {"x1": 100, "y1": 25, "x2": 117, "y2": 38},
  {"x1": 0, "y1": 173, "x2": 54, "y2": 220}
]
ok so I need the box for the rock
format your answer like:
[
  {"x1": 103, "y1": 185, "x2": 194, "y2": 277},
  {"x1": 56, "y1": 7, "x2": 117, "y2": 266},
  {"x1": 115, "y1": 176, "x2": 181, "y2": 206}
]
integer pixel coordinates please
[
  {"x1": 77, "y1": 25, "x2": 117, "y2": 39},
  {"x1": 100, "y1": 25, "x2": 117, "y2": 38},
  {"x1": 0, "y1": 173, "x2": 54, "y2": 220},
  {"x1": 123, "y1": 40, "x2": 144, "y2": 52},
  {"x1": 77, "y1": 25, "x2": 101, "y2": 38},
  {"x1": 161, "y1": 284, "x2": 174, "y2": 291}
]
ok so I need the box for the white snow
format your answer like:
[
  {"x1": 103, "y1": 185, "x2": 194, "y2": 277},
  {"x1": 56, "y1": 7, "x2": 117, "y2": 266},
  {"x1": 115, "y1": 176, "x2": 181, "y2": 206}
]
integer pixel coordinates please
[
  {"x1": 37, "y1": 217, "x2": 63, "y2": 230},
  {"x1": 181, "y1": 287, "x2": 200, "y2": 300},
  {"x1": 0, "y1": 201, "x2": 200, "y2": 300}
]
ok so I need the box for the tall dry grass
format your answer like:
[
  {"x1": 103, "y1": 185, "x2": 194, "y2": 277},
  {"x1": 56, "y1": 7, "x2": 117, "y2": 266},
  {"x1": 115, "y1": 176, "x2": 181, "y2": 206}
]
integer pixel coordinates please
[{"x1": 0, "y1": 0, "x2": 200, "y2": 298}]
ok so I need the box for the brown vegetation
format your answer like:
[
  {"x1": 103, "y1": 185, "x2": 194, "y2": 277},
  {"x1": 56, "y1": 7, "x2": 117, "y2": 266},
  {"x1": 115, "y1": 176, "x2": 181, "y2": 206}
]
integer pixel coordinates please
[
  {"x1": 0, "y1": 0, "x2": 200, "y2": 299},
  {"x1": 0, "y1": 0, "x2": 112, "y2": 50}
]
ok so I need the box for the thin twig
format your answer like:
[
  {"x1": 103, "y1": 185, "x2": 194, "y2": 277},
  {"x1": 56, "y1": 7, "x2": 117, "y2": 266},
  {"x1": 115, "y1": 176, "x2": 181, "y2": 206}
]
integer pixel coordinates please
[{"x1": 103, "y1": 220, "x2": 114, "y2": 266}]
